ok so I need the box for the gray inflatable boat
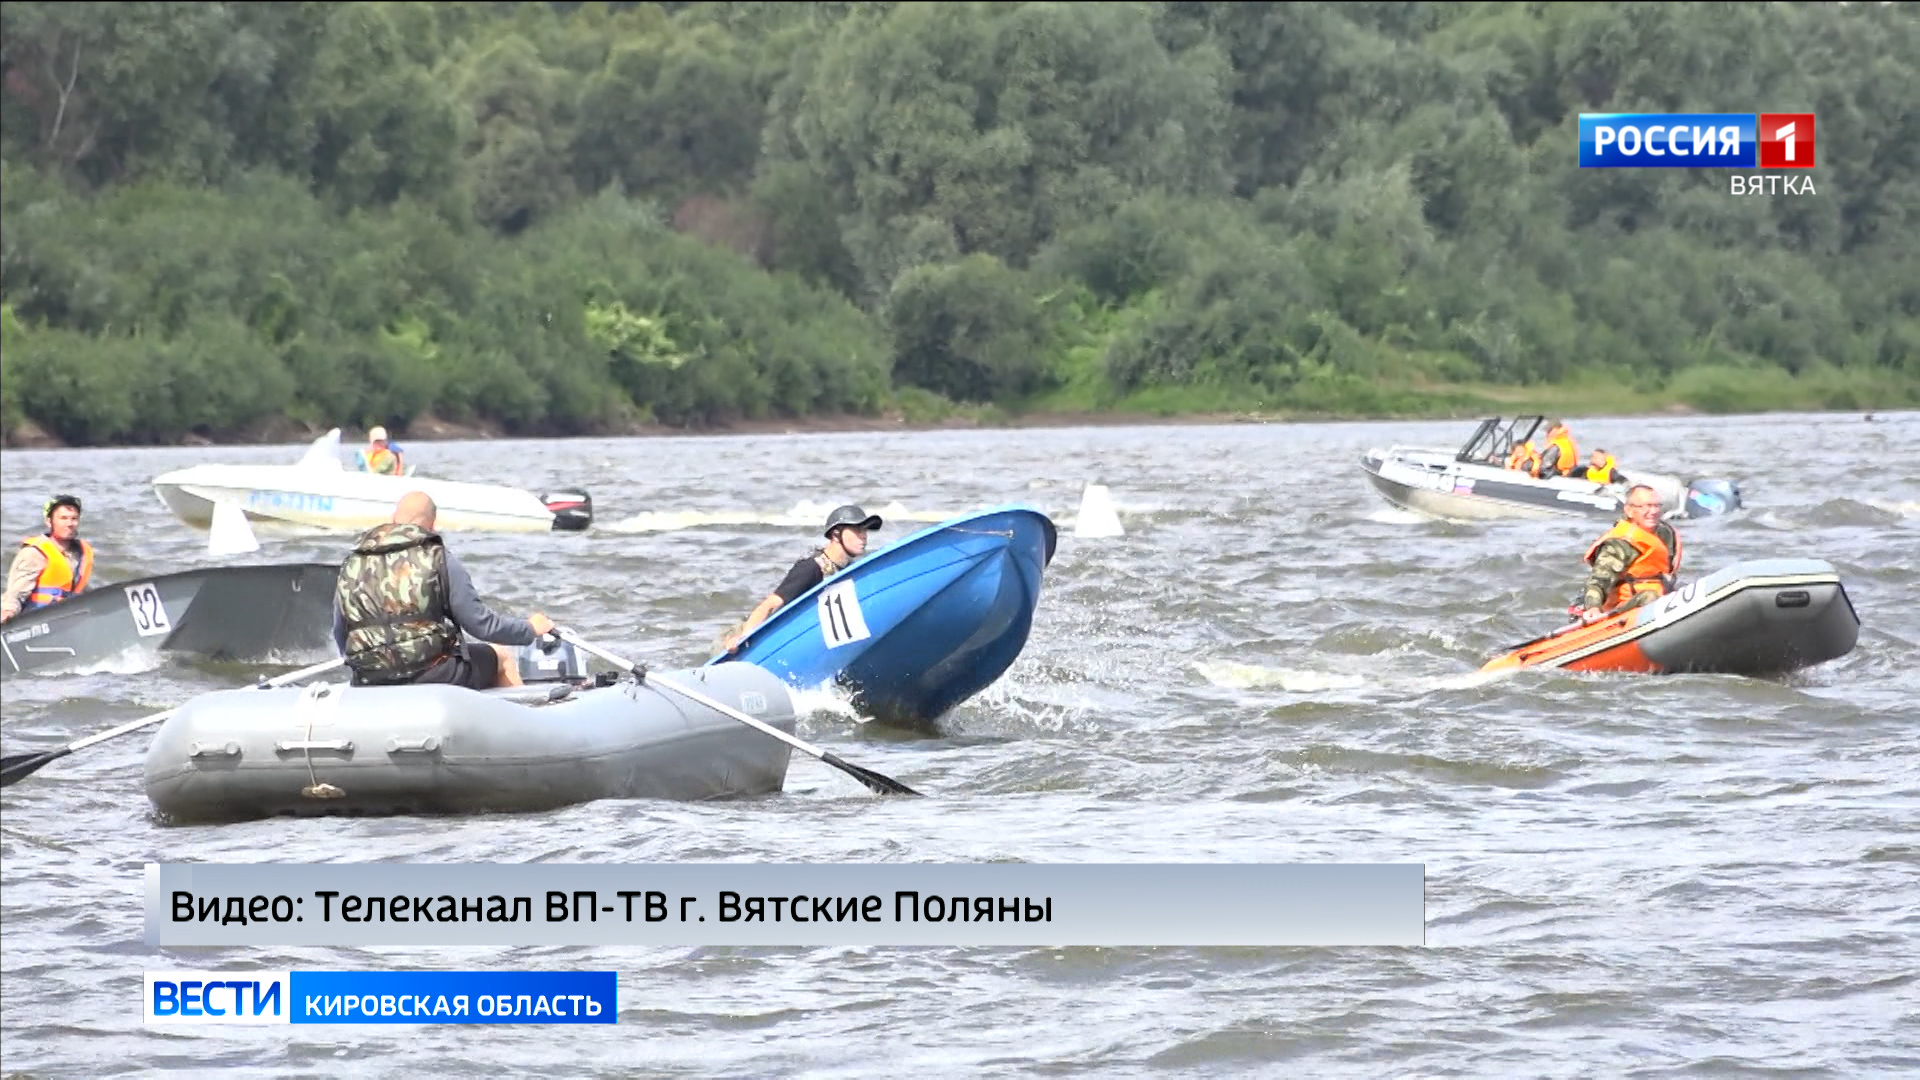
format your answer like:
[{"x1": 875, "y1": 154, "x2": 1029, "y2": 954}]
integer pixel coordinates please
[{"x1": 144, "y1": 661, "x2": 796, "y2": 823}]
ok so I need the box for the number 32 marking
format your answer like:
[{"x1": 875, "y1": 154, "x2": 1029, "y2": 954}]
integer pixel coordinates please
[
  {"x1": 817, "y1": 580, "x2": 871, "y2": 649},
  {"x1": 125, "y1": 583, "x2": 174, "y2": 637}
]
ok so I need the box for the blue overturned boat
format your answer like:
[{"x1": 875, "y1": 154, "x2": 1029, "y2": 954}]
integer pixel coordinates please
[{"x1": 707, "y1": 505, "x2": 1058, "y2": 731}]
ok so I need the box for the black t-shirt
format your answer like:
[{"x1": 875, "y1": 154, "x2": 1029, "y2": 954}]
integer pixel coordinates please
[{"x1": 772, "y1": 556, "x2": 826, "y2": 606}]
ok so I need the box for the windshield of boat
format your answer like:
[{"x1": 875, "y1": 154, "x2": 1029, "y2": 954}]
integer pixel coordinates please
[{"x1": 1456, "y1": 416, "x2": 1545, "y2": 464}]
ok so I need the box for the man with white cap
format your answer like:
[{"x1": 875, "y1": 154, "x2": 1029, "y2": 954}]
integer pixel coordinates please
[
  {"x1": 719, "y1": 504, "x2": 883, "y2": 654},
  {"x1": 356, "y1": 426, "x2": 405, "y2": 475}
]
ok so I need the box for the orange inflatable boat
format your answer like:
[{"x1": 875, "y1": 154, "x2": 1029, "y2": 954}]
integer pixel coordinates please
[{"x1": 1483, "y1": 559, "x2": 1859, "y2": 676}]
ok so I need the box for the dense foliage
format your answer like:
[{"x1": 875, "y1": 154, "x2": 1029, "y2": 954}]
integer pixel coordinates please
[{"x1": 2, "y1": 1, "x2": 1914, "y2": 444}]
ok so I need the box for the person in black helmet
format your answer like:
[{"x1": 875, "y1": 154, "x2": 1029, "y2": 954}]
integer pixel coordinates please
[{"x1": 719, "y1": 504, "x2": 883, "y2": 654}]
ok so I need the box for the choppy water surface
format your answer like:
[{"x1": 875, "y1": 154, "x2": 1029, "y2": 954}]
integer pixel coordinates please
[{"x1": 2, "y1": 412, "x2": 1916, "y2": 1077}]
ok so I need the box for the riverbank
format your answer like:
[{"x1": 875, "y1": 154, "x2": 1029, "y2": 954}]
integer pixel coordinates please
[{"x1": 2, "y1": 379, "x2": 1907, "y2": 450}]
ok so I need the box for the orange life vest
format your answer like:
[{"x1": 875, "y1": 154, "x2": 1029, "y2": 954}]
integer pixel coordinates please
[
  {"x1": 22, "y1": 535, "x2": 94, "y2": 610},
  {"x1": 1544, "y1": 426, "x2": 1577, "y2": 476},
  {"x1": 1506, "y1": 441, "x2": 1542, "y2": 475},
  {"x1": 361, "y1": 446, "x2": 404, "y2": 475},
  {"x1": 1584, "y1": 454, "x2": 1618, "y2": 484},
  {"x1": 1584, "y1": 519, "x2": 1680, "y2": 610}
]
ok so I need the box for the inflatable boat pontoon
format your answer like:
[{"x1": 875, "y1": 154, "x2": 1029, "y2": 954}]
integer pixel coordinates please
[
  {"x1": 1481, "y1": 558, "x2": 1859, "y2": 676},
  {"x1": 144, "y1": 660, "x2": 795, "y2": 822}
]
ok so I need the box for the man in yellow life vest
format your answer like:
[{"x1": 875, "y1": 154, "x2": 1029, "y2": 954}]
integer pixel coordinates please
[
  {"x1": 356, "y1": 426, "x2": 405, "y2": 476},
  {"x1": 1583, "y1": 449, "x2": 1629, "y2": 486},
  {"x1": 1, "y1": 495, "x2": 94, "y2": 623},
  {"x1": 1571, "y1": 484, "x2": 1681, "y2": 624}
]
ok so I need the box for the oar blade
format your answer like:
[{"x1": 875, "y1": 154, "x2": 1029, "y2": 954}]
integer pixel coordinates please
[
  {"x1": 822, "y1": 751, "x2": 921, "y2": 798},
  {"x1": 0, "y1": 748, "x2": 70, "y2": 789}
]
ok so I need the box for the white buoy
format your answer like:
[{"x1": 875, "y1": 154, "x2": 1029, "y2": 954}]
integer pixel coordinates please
[
  {"x1": 1073, "y1": 483, "x2": 1125, "y2": 538},
  {"x1": 208, "y1": 499, "x2": 260, "y2": 557}
]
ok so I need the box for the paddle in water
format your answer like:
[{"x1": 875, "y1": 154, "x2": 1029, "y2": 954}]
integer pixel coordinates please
[
  {"x1": 555, "y1": 628, "x2": 922, "y2": 798},
  {"x1": 0, "y1": 655, "x2": 348, "y2": 788}
]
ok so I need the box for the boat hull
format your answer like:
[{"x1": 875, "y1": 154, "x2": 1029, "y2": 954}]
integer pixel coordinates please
[
  {"x1": 143, "y1": 663, "x2": 795, "y2": 822},
  {"x1": 153, "y1": 464, "x2": 587, "y2": 534},
  {"x1": 2, "y1": 564, "x2": 338, "y2": 678},
  {"x1": 712, "y1": 506, "x2": 1057, "y2": 731},
  {"x1": 1361, "y1": 447, "x2": 1735, "y2": 523},
  {"x1": 1481, "y1": 559, "x2": 1859, "y2": 676}
]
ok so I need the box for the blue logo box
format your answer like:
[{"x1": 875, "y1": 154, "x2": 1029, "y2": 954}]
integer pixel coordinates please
[{"x1": 1579, "y1": 114, "x2": 1757, "y2": 168}]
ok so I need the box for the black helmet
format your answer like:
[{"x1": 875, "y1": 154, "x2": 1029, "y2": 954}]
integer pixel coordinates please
[
  {"x1": 823, "y1": 504, "x2": 883, "y2": 538},
  {"x1": 44, "y1": 494, "x2": 82, "y2": 518}
]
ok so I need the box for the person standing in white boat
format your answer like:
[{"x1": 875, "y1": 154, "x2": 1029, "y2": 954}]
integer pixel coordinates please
[
  {"x1": 331, "y1": 492, "x2": 555, "y2": 688},
  {"x1": 718, "y1": 505, "x2": 882, "y2": 654}
]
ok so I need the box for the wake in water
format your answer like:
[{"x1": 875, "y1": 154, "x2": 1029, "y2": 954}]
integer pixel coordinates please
[
  {"x1": 1364, "y1": 507, "x2": 1431, "y2": 525},
  {"x1": 1864, "y1": 498, "x2": 1920, "y2": 519},
  {"x1": 2, "y1": 643, "x2": 161, "y2": 683},
  {"x1": 605, "y1": 488, "x2": 1161, "y2": 536},
  {"x1": 1747, "y1": 497, "x2": 1915, "y2": 531},
  {"x1": 1193, "y1": 660, "x2": 1366, "y2": 692},
  {"x1": 605, "y1": 499, "x2": 957, "y2": 534},
  {"x1": 788, "y1": 681, "x2": 865, "y2": 728},
  {"x1": 1192, "y1": 658, "x2": 1515, "y2": 696}
]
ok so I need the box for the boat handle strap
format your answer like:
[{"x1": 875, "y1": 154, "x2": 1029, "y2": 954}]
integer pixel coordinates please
[{"x1": 275, "y1": 739, "x2": 355, "y2": 754}]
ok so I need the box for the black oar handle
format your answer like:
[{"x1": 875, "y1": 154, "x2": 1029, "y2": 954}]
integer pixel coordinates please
[{"x1": 0, "y1": 748, "x2": 72, "y2": 789}]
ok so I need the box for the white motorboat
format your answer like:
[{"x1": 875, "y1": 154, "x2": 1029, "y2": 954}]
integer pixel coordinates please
[
  {"x1": 152, "y1": 430, "x2": 593, "y2": 534},
  {"x1": 1360, "y1": 416, "x2": 1742, "y2": 523}
]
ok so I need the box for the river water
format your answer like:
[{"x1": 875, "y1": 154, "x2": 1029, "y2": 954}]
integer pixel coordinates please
[{"x1": 2, "y1": 412, "x2": 1915, "y2": 1076}]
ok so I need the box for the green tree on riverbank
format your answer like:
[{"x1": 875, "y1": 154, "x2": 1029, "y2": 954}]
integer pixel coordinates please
[{"x1": 2, "y1": 1, "x2": 1914, "y2": 445}]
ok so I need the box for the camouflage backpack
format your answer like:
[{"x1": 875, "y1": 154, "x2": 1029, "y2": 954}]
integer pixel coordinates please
[{"x1": 335, "y1": 522, "x2": 460, "y2": 684}]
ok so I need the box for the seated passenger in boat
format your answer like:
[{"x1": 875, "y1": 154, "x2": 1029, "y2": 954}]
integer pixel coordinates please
[
  {"x1": 1536, "y1": 420, "x2": 1579, "y2": 477},
  {"x1": 1505, "y1": 439, "x2": 1544, "y2": 476},
  {"x1": 355, "y1": 426, "x2": 405, "y2": 475},
  {"x1": 1, "y1": 495, "x2": 93, "y2": 623},
  {"x1": 1570, "y1": 485, "x2": 1681, "y2": 625},
  {"x1": 1583, "y1": 449, "x2": 1630, "y2": 487},
  {"x1": 718, "y1": 504, "x2": 882, "y2": 654},
  {"x1": 331, "y1": 492, "x2": 555, "y2": 688}
]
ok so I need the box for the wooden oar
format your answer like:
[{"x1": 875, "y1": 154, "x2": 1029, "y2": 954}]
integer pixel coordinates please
[
  {"x1": 0, "y1": 655, "x2": 347, "y2": 788},
  {"x1": 557, "y1": 628, "x2": 921, "y2": 798}
]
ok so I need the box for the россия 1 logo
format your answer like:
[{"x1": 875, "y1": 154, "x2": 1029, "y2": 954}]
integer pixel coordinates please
[{"x1": 1578, "y1": 112, "x2": 1816, "y2": 194}]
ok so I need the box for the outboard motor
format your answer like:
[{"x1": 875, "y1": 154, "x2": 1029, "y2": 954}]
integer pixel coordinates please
[
  {"x1": 1685, "y1": 479, "x2": 1742, "y2": 518},
  {"x1": 542, "y1": 490, "x2": 593, "y2": 532},
  {"x1": 517, "y1": 636, "x2": 588, "y2": 683}
]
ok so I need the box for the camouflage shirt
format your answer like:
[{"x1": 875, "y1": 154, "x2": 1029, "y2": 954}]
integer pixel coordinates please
[
  {"x1": 334, "y1": 523, "x2": 461, "y2": 683},
  {"x1": 1580, "y1": 521, "x2": 1679, "y2": 611}
]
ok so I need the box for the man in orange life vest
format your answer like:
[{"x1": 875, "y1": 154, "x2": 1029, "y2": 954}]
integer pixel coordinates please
[
  {"x1": 1571, "y1": 484, "x2": 1681, "y2": 624},
  {"x1": 1536, "y1": 420, "x2": 1578, "y2": 477},
  {"x1": 1, "y1": 495, "x2": 93, "y2": 623},
  {"x1": 357, "y1": 426, "x2": 405, "y2": 476},
  {"x1": 1506, "y1": 419, "x2": 1578, "y2": 478}
]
